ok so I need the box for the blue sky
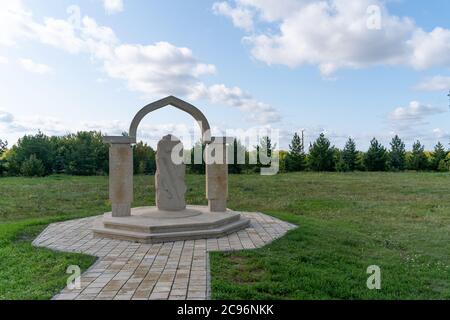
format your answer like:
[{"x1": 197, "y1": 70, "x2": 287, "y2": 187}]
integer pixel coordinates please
[{"x1": 1, "y1": 0, "x2": 450, "y2": 150}]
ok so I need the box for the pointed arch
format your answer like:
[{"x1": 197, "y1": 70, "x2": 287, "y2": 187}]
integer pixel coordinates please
[{"x1": 128, "y1": 96, "x2": 212, "y2": 143}]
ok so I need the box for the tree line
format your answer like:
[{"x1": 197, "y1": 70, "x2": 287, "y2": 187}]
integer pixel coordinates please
[
  {"x1": 282, "y1": 133, "x2": 449, "y2": 173},
  {"x1": 0, "y1": 131, "x2": 449, "y2": 177}
]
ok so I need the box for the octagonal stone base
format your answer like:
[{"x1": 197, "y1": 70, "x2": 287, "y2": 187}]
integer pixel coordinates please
[{"x1": 92, "y1": 205, "x2": 250, "y2": 244}]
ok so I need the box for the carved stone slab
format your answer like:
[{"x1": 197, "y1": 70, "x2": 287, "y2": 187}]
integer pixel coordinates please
[{"x1": 155, "y1": 134, "x2": 187, "y2": 211}]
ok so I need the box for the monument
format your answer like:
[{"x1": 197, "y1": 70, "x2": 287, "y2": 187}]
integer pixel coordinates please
[
  {"x1": 155, "y1": 134, "x2": 187, "y2": 211},
  {"x1": 92, "y1": 96, "x2": 250, "y2": 243}
]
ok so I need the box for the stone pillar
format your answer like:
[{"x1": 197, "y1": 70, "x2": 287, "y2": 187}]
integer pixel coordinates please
[
  {"x1": 205, "y1": 137, "x2": 231, "y2": 212},
  {"x1": 155, "y1": 135, "x2": 187, "y2": 211},
  {"x1": 104, "y1": 136, "x2": 134, "y2": 217}
]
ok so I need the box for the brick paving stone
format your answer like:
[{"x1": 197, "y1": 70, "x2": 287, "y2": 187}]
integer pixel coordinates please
[{"x1": 33, "y1": 212, "x2": 296, "y2": 300}]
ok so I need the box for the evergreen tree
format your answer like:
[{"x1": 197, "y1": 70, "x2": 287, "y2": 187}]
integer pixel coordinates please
[
  {"x1": 308, "y1": 133, "x2": 335, "y2": 171},
  {"x1": 256, "y1": 136, "x2": 276, "y2": 170},
  {"x1": 0, "y1": 139, "x2": 7, "y2": 156},
  {"x1": 285, "y1": 132, "x2": 306, "y2": 172},
  {"x1": 228, "y1": 139, "x2": 246, "y2": 174},
  {"x1": 341, "y1": 137, "x2": 358, "y2": 171},
  {"x1": 364, "y1": 138, "x2": 388, "y2": 171},
  {"x1": 431, "y1": 142, "x2": 448, "y2": 171},
  {"x1": 409, "y1": 140, "x2": 428, "y2": 171},
  {"x1": 388, "y1": 135, "x2": 406, "y2": 171},
  {"x1": 188, "y1": 141, "x2": 206, "y2": 174}
]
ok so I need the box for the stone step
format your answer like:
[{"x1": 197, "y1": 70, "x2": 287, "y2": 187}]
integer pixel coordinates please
[
  {"x1": 92, "y1": 218, "x2": 251, "y2": 244},
  {"x1": 103, "y1": 213, "x2": 241, "y2": 234}
]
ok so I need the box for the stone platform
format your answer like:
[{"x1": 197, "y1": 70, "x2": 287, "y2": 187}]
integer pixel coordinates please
[
  {"x1": 92, "y1": 206, "x2": 250, "y2": 243},
  {"x1": 32, "y1": 211, "x2": 296, "y2": 300}
]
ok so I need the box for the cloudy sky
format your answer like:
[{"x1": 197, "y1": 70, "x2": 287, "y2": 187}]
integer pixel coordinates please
[{"x1": 1, "y1": 0, "x2": 450, "y2": 150}]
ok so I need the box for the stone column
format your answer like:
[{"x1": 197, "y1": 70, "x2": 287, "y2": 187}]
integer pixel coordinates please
[
  {"x1": 104, "y1": 136, "x2": 134, "y2": 217},
  {"x1": 205, "y1": 137, "x2": 232, "y2": 212},
  {"x1": 155, "y1": 135, "x2": 187, "y2": 211}
]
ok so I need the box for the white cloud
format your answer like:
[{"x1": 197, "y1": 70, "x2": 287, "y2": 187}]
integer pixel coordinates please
[
  {"x1": 81, "y1": 16, "x2": 118, "y2": 45},
  {"x1": 389, "y1": 101, "x2": 445, "y2": 127},
  {"x1": 193, "y1": 83, "x2": 281, "y2": 124},
  {"x1": 0, "y1": 1, "x2": 280, "y2": 125},
  {"x1": 0, "y1": 109, "x2": 70, "y2": 137},
  {"x1": 0, "y1": 0, "x2": 31, "y2": 46},
  {"x1": 0, "y1": 56, "x2": 8, "y2": 64},
  {"x1": 416, "y1": 76, "x2": 450, "y2": 91},
  {"x1": 0, "y1": 110, "x2": 14, "y2": 123},
  {"x1": 103, "y1": 0, "x2": 124, "y2": 15},
  {"x1": 236, "y1": 0, "x2": 309, "y2": 22},
  {"x1": 101, "y1": 42, "x2": 216, "y2": 97},
  {"x1": 212, "y1": 2, "x2": 254, "y2": 31},
  {"x1": 432, "y1": 128, "x2": 450, "y2": 140},
  {"x1": 0, "y1": 0, "x2": 280, "y2": 124},
  {"x1": 214, "y1": 0, "x2": 450, "y2": 75},
  {"x1": 18, "y1": 58, "x2": 52, "y2": 74}
]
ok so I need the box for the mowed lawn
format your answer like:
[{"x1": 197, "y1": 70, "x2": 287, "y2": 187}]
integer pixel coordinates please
[{"x1": 0, "y1": 173, "x2": 449, "y2": 299}]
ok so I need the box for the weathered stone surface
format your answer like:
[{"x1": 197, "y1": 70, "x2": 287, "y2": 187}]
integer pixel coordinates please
[
  {"x1": 108, "y1": 143, "x2": 133, "y2": 217},
  {"x1": 156, "y1": 135, "x2": 186, "y2": 211},
  {"x1": 205, "y1": 138, "x2": 228, "y2": 212}
]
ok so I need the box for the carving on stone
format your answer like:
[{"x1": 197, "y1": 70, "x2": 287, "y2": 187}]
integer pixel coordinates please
[{"x1": 155, "y1": 134, "x2": 187, "y2": 211}]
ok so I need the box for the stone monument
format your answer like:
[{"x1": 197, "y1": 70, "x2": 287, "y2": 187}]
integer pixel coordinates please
[
  {"x1": 92, "y1": 96, "x2": 250, "y2": 243},
  {"x1": 155, "y1": 134, "x2": 186, "y2": 211}
]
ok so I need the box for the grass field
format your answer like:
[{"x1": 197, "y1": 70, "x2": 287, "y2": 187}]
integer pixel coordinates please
[{"x1": 0, "y1": 173, "x2": 449, "y2": 299}]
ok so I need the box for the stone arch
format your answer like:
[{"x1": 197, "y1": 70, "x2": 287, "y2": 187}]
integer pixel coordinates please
[
  {"x1": 128, "y1": 96, "x2": 212, "y2": 143},
  {"x1": 103, "y1": 96, "x2": 229, "y2": 218}
]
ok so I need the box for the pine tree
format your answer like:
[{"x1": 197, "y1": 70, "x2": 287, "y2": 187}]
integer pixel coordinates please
[
  {"x1": 228, "y1": 139, "x2": 246, "y2": 174},
  {"x1": 257, "y1": 136, "x2": 275, "y2": 168},
  {"x1": 409, "y1": 140, "x2": 428, "y2": 171},
  {"x1": 364, "y1": 138, "x2": 388, "y2": 171},
  {"x1": 189, "y1": 141, "x2": 206, "y2": 174},
  {"x1": 0, "y1": 139, "x2": 7, "y2": 156},
  {"x1": 431, "y1": 142, "x2": 448, "y2": 171},
  {"x1": 308, "y1": 133, "x2": 335, "y2": 171},
  {"x1": 341, "y1": 137, "x2": 358, "y2": 171},
  {"x1": 388, "y1": 135, "x2": 406, "y2": 171},
  {"x1": 285, "y1": 132, "x2": 306, "y2": 172}
]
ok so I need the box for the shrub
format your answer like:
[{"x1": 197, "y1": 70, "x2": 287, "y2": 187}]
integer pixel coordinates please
[
  {"x1": 437, "y1": 154, "x2": 450, "y2": 172},
  {"x1": 20, "y1": 154, "x2": 45, "y2": 177}
]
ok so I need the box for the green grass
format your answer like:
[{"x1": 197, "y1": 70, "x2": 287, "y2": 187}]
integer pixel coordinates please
[{"x1": 0, "y1": 173, "x2": 449, "y2": 299}]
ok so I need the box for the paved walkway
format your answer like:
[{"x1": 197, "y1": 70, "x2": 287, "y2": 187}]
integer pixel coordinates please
[{"x1": 33, "y1": 212, "x2": 296, "y2": 300}]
